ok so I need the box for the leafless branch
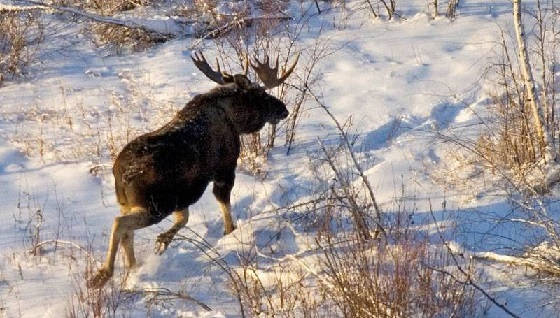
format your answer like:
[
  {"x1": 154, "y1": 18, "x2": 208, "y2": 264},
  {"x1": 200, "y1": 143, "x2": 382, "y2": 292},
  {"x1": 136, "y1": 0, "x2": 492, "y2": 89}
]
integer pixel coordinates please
[
  {"x1": 189, "y1": 15, "x2": 292, "y2": 50},
  {"x1": 428, "y1": 202, "x2": 521, "y2": 318},
  {"x1": 11, "y1": 0, "x2": 178, "y2": 37},
  {"x1": 122, "y1": 287, "x2": 212, "y2": 311},
  {"x1": 29, "y1": 239, "x2": 100, "y2": 263},
  {"x1": 307, "y1": 86, "x2": 384, "y2": 234}
]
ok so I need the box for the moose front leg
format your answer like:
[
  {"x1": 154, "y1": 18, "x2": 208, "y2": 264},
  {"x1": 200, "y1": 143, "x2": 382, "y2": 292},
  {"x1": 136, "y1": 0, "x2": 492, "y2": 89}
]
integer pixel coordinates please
[
  {"x1": 155, "y1": 209, "x2": 189, "y2": 255},
  {"x1": 213, "y1": 172, "x2": 236, "y2": 235}
]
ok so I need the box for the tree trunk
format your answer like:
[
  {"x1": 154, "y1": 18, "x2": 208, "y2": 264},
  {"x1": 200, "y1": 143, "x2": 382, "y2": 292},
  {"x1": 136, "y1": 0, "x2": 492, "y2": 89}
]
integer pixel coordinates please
[{"x1": 513, "y1": 0, "x2": 555, "y2": 163}]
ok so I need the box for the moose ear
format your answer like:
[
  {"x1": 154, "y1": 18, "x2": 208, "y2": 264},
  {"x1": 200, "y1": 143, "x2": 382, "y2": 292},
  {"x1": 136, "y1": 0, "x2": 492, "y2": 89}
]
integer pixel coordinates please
[{"x1": 233, "y1": 74, "x2": 253, "y2": 89}]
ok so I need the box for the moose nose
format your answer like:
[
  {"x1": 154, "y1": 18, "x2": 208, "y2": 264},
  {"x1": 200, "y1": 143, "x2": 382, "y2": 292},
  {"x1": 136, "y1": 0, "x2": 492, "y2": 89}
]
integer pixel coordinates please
[{"x1": 281, "y1": 109, "x2": 289, "y2": 118}]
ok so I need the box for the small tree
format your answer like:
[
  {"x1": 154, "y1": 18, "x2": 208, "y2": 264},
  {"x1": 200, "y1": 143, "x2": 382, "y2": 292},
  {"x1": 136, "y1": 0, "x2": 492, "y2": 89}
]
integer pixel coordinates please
[{"x1": 512, "y1": 0, "x2": 554, "y2": 164}]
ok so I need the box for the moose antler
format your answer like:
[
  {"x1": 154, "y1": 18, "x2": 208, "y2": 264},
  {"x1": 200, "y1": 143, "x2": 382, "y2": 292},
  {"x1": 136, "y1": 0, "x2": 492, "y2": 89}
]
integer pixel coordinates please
[
  {"x1": 250, "y1": 53, "x2": 300, "y2": 89},
  {"x1": 191, "y1": 51, "x2": 233, "y2": 84}
]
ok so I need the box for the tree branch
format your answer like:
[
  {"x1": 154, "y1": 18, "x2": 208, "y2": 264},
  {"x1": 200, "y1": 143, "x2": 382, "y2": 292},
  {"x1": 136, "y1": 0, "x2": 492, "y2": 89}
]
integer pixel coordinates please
[
  {"x1": 428, "y1": 202, "x2": 521, "y2": 318},
  {"x1": 122, "y1": 287, "x2": 212, "y2": 311},
  {"x1": 8, "y1": 0, "x2": 182, "y2": 37}
]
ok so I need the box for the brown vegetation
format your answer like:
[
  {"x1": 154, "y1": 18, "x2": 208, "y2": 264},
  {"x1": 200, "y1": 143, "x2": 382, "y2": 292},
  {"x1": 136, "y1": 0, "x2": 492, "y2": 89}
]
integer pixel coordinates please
[{"x1": 0, "y1": 9, "x2": 43, "y2": 83}]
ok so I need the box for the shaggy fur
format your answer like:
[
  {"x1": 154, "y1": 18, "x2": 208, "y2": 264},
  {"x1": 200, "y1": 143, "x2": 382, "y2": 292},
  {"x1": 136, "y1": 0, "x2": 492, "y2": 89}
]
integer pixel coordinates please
[{"x1": 88, "y1": 75, "x2": 288, "y2": 288}]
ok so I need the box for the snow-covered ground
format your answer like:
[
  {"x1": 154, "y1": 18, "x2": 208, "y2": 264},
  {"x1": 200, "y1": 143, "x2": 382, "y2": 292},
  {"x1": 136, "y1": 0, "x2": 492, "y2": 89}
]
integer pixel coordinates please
[{"x1": 1, "y1": 0, "x2": 558, "y2": 317}]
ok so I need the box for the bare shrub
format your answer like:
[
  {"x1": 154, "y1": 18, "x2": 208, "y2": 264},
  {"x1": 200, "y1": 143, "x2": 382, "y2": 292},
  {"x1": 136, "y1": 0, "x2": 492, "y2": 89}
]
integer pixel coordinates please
[
  {"x1": 60, "y1": 0, "x2": 166, "y2": 54},
  {"x1": 220, "y1": 91, "x2": 478, "y2": 317},
  {"x1": 305, "y1": 89, "x2": 478, "y2": 316},
  {"x1": 235, "y1": 257, "x2": 329, "y2": 317},
  {"x1": 52, "y1": 0, "x2": 151, "y2": 14},
  {"x1": 435, "y1": 1, "x2": 560, "y2": 195},
  {"x1": 471, "y1": 2, "x2": 560, "y2": 187},
  {"x1": 88, "y1": 0, "x2": 151, "y2": 14},
  {"x1": 472, "y1": 34, "x2": 542, "y2": 184},
  {"x1": 90, "y1": 23, "x2": 168, "y2": 54},
  {"x1": 315, "y1": 210, "x2": 477, "y2": 317},
  {"x1": 66, "y1": 252, "x2": 132, "y2": 318},
  {"x1": 430, "y1": 2, "x2": 560, "y2": 313},
  {"x1": 0, "y1": 9, "x2": 44, "y2": 83},
  {"x1": 363, "y1": 0, "x2": 398, "y2": 19},
  {"x1": 222, "y1": 187, "x2": 478, "y2": 317}
]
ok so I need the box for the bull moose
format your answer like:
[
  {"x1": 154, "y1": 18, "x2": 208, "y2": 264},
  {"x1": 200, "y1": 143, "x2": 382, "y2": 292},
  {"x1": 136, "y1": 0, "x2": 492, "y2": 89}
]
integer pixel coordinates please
[{"x1": 88, "y1": 52, "x2": 299, "y2": 288}]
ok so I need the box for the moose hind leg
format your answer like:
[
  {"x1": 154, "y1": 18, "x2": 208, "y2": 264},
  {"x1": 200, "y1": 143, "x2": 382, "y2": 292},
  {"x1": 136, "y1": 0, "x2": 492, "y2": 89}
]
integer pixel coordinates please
[
  {"x1": 88, "y1": 208, "x2": 150, "y2": 289},
  {"x1": 155, "y1": 209, "x2": 189, "y2": 255},
  {"x1": 213, "y1": 178, "x2": 236, "y2": 235},
  {"x1": 121, "y1": 230, "x2": 136, "y2": 269}
]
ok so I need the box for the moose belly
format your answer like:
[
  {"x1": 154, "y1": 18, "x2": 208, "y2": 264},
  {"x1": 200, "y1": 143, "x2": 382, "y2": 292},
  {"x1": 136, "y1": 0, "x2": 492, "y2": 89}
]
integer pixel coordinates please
[{"x1": 122, "y1": 177, "x2": 210, "y2": 226}]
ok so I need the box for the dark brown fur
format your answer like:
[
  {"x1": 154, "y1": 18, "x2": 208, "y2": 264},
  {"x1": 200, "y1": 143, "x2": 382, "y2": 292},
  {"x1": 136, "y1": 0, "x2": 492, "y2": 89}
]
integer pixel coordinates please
[
  {"x1": 88, "y1": 75, "x2": 288, "y2": 288},
  {"x1": 114, "y1": 76, "x2": 287, "y2": 224}
]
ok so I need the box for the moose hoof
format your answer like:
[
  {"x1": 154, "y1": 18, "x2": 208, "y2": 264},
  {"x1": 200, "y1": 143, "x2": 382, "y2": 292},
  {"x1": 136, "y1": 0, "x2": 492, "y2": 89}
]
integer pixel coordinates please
[
  {"x1": 88, "y1": 267, "x2": 112, "y2": 289},
  {"x1": 123, "y1": 265, "x2": 139, "y2": 285},
  {"x1": 223, "y1": 224, "x2": 237, "y2": 236},
  {"x1": 154, "y1": 232, "x2": 173, "y2": 255}
]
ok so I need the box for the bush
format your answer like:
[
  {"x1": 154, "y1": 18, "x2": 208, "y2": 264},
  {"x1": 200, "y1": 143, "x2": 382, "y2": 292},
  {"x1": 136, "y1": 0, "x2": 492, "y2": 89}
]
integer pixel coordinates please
[
  {"x1": 90, "y1": 23, "x2": 168, "y2": 54},
  {"x1": 316, "y1": 216, "x2": 477, "y2": 318},
  {"x1": 0, "y1": 9, "x2": 44, "y2": 83}
]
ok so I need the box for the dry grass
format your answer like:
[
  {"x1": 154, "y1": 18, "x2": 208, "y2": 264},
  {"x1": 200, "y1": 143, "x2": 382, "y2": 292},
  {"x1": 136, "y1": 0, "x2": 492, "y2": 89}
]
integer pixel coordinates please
[
  {"x1": 430, "y1": 8, "x2": 560, "y2": 195},
  {"x1": 0, "y1": 74, "x2": 178, "y2": 172},
  {"x1": 467, "y1": 5, "x2": 560, "y2": 188},
  {"x1": 90, "y1": 23, "x2": 168, "y2": 54},
  {"x1": 88, "y1": 0, "x2": 151, "y2": 15},
  {"x1": 0, "y1": 9, "x2": 44, "y2": 83},
  {"x1": 316, "y1": 219, "x2": 477, "y2": 318},
  {"x1": 53, "y1": 0, "x2": 151, "y2": 14},
  {"x1": 64, "y1": 230, "x2": 146, "y2": 318},
  {"x1": 58, "y1": 0, "x2": 164, "y2": 54},
  {"x1": 227, "y1": 195, "x2": 478, "y2": 318},
  {"x1": 473, "y1": 65, "x2": 542, "y2": 181},
  {"x1": 235, "y1": 259, "x2": 330, "y2": 317},
  {"x1": 66, "y1": 258, "x2": 133, "y2": 318}
]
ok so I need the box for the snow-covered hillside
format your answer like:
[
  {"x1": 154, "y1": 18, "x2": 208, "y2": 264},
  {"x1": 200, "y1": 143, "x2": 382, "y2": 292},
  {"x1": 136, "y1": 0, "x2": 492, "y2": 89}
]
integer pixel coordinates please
[{"x1": 1, "y1": 0, "x2": 559, "y2": 317}]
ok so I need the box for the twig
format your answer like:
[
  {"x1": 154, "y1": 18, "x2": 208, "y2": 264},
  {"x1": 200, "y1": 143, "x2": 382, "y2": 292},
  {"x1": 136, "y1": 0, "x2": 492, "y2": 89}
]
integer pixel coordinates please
[
  {"x1": 122, "y1": 287, "x2": 212, "y2": 311},
  {"x1": 189, "y1": 15, "x2": 292, "y2": 50},
  {"x1": 174, "y1": 230, "x2": 247, "y2": 318},
  {"x1": 307, "y1": 86, "x2": 385, "y2": 234},
  {"x1": 29, "y1": 239, "x2": 100, "y2": 263},
  {"x1": 428, "y1": 202, "x2": 521, "y2": 318},
  {"x1": 469, "y1": 250, "x2": 560, "y2": 277},
  {"x1": 317, "y1": 138, "x2": 372, "y2": 241},
  {"x1": 11, "y1": 0, "x2": 178, "y2": 37}
]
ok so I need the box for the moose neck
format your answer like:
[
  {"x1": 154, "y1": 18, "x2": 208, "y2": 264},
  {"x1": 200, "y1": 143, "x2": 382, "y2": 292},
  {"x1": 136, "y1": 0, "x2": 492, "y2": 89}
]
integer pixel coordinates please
[{"x1": 217, "y1": 96, "x2": 267, "y2": 134}]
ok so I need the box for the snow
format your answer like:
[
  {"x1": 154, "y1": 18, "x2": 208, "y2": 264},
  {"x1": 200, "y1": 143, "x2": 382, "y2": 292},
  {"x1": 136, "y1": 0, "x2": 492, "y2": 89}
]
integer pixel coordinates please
[{"x1": 0, "y1": 0, "x2": 558, "y2": 317}]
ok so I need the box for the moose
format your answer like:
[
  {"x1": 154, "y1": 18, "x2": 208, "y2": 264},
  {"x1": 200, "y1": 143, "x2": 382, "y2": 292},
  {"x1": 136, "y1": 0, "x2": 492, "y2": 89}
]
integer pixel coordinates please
[{"x1": 88, "y1": 52, "x2": 299, "y2": 288}]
